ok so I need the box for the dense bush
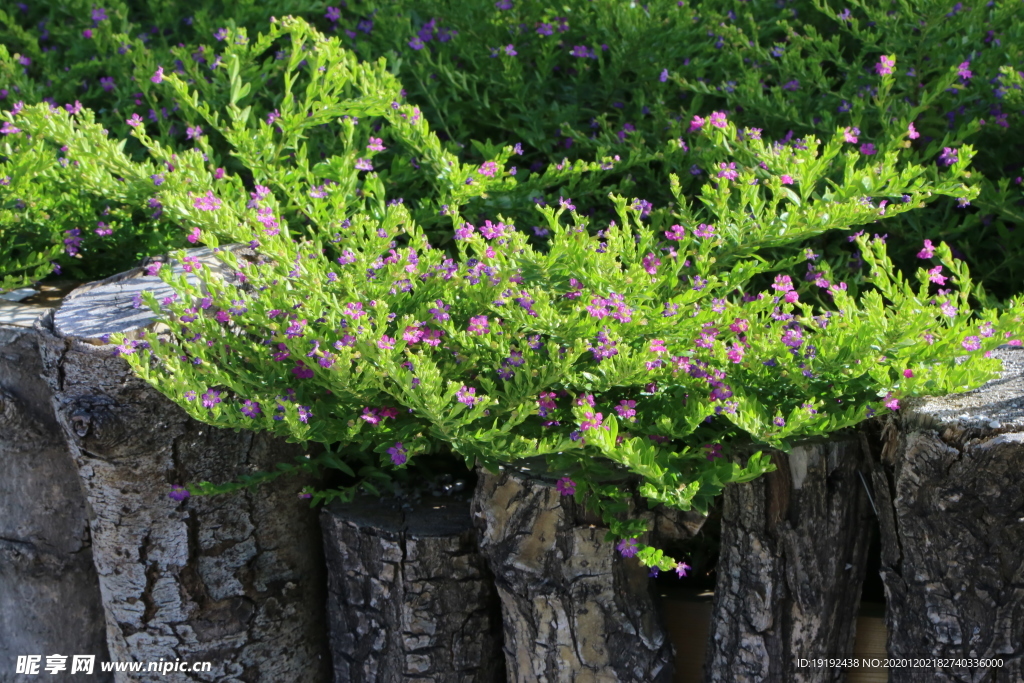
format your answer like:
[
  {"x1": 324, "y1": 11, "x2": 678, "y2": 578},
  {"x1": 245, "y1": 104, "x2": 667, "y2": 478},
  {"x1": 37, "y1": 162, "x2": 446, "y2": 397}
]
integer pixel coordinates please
[{"x1": 3, "y1": 0, "x2": 1023, "y2": 303}]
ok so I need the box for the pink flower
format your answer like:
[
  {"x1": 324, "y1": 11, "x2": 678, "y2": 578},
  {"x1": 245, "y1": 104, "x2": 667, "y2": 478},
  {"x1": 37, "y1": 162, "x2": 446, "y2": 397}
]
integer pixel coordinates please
[
  {"x1": 693, "y1": 223, "x2": 715, "y2": 239},
  {"x1": 927, "y1": 265, "x2": 947, "y2": 285},
  {"x1": 875, "y1": 55, "x2": 895, "y2": 76},
  {"x1": 151, "y1": 66, "x2": 165, "y2": 83},
  {"x1": 917, "y1": 239, "x2": 935, "y2": 258},
  {"x1": 377, "y1": 335, "x2": 396, "y2": 350},
  {"x1": 708, "y1": 111, "x2": 728, "y2": 129},
  {"x1": 843, "y1": 126, "x2": 859, "y2": 144},
  {"x1": 664, "y1": 224, "x2": 686, "y2": 240},
  {"x1": 961, "y1": 335, "x2": 981, "y2": 351},
  {"x1": 126, "y1": 114, "x2": 143, "y2": 127},
  {"x1": 193, "y1": 191, "x2": 222, "y2": 211},
  {"x1": 779, "y1": 174, "x2": 794, "y2": 185},
  {"x1": 642, "y1": 253, "x2": 661, "y2": 274},
  {"x1": 580, "y1": 411, "x2": 604, "y2": 431},
  {"x1": 908, "y1": 122, "x2": 920, "y2": 139},
  {"x1": 468, "y1": 315, "x2": 490, "y2": 335},
  {"x1": 903, "y1": 369, "x2": 914, "y2": 378},
  {"x1": 187, "y1": 227, "x2": 201, "y2": 244},
  {"x1": 884, "y1": 392, "x2": 900, "y2": 411},
  {"x1": 649, "y1": 339, "x2": 667, "y2": 354},
  {"x1": 478, "y1": 161, "x2": 499, "y2": 177}
]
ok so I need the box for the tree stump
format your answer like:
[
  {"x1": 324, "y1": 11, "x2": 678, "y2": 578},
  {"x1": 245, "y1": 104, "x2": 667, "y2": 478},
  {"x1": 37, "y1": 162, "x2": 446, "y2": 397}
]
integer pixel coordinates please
[
  {"x1": 1, "y1": 299, "x2": 111, "y2": 682},
  {"x1": 864, "y1": 345, "x2": 1024, "y2": 682},
  {"x1": 31, "y1": 249, "x2": 330, "y2": 682},
  {"x1": 472, "y1": 461, "x2": 685, "y2": 683},
  {"x1": 320, "y1": 497, "x2": 505, "y2": 682},
  {"x1": 703, "y1": 433, "x2": 874, "y2": 683}
]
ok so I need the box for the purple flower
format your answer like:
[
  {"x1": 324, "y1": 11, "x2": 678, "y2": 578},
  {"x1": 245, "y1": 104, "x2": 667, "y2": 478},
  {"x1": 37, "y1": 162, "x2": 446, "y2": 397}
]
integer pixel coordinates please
[
  {"x1": 616, "y1": 538, "x2": 639, "y2": 558},
  {"x1": 938, "y1": 147, "x2": 959, "y2": 167},
  {"x1": 957, "y1": 61, "x2": 972, "y2": 81},
  {"x1": 859, "y1": 143, "x2": 877, "y2": 156},
  {"x1": 297, "y1": 405, "x2": 313, "y2": 423},
  {"x1": 388, "y1": 442, "x2": 408, "y2": 466},
  {"x1": 169, "y1": 486, "x2": 190, "y2": 502},
  {"x1": 201, "y1": 389, "x2": 222, "y2": 408},
  {"x1": 456, "y1": 386, "x2": 478, "y2": 406},
  {"x1": 675, "y1": 561, "x2": 691, "y2": 578},
  {"x1": 556, "y1": 477, "x2": 576, "y2": 496},
  {"x1": 151, "y1": 67, "x2": 164, "y2": 84},
  {"x1": 241, "y1": 400, "x2": 261, "y2": 418},
  {"x1": 186, "y1": 125, "x2": 203, "y2": 140},
  {"x1": 355, "y1": 158, "x2": 373, "y2": 171}
]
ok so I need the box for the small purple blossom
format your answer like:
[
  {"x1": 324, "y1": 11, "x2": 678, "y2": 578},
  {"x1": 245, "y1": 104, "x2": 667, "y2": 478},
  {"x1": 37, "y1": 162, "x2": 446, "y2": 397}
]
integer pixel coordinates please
[
  {"x1": 616, "y1": 538, "x2": 639, "y2": 558},
  {"x1": 169, "y1": 486, "x2": 190, "y2": 502}
]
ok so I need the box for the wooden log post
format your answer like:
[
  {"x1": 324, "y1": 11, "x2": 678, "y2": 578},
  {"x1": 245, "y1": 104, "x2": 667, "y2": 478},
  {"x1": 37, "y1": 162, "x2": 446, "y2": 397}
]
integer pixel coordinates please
[
  {"x1": 864, "y1": 345, "x2": 1024, "y2": 682},
  {"x1": 320, "y1": 497, "x2": 505, "y2": 682},
  {"x1": 703, "y1": 434, "x2": 874, "y2": 683},
  {"x1": 31, "y1": 249, "x2": 330, "y2": 682},
  {"x1": 1, "y1": 297, "x2": 111, "y2": 681},
  {"x1": 472, "y1": 460, "x2": 696, "y2": 683}
]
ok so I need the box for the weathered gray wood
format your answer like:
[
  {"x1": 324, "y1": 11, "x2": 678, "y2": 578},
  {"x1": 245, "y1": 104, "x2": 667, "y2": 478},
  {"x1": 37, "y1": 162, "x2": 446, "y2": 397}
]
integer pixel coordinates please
[
  {"x1": 865, "y1": 345, "x2": 1024, "y2": 682},
  {"x1": 32, "y1": 248, "x2": 329, "y2": 682},
  {"x1": 1, "y1": 308, "x2": 111, "y2": 682},
  {"x1": 321, "y1": 497, "x2": 505, "y2": 682},
  {"x1": 472, "y1": 462, "x2": 678, "y2": 683},
  {"x1": 703, "y1": 435, "x2": 873, "y2": 683}
]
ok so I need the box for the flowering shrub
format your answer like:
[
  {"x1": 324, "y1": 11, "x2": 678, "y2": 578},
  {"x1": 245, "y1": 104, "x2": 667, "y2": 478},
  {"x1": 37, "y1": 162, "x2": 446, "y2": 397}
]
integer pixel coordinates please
[
  {"x1": 3, "y1": 5, "x2": 1023, "y2": 571},
  {"x1": 60, "y1": 29, "x2": 1011, "y2": 569}
]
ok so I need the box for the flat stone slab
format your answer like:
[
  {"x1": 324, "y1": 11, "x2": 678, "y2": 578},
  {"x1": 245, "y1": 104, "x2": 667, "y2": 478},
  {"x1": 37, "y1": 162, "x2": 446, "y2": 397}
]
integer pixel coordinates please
[
  {"x1": 901, "y1": 346, "x2": 1024, "y2": 433},
  {"x1": 52, "y1": 246, "x2": 250, "y2": 344}
]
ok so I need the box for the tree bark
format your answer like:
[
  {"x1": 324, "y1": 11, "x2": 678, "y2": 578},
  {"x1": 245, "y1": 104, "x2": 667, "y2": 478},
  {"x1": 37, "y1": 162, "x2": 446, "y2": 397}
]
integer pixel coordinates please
[
  {"x1": 320, "y1": 497, "x2": 505, "y2": 682},
  {"x1": 472, "y1": 461, "x2": 682, "y2": 683},
  {"x1": 864, "y1": 345, "x2": 1024, "y2": 682},
  {"x1": 704, "y1": 434, "x2": 874, "y2": 683},
  {"x1": 31, "y1": 249, "x2": 330, "y2": 682},
  {"x1": 1, "y1": 302, "x2": 111, "y2": 682}
]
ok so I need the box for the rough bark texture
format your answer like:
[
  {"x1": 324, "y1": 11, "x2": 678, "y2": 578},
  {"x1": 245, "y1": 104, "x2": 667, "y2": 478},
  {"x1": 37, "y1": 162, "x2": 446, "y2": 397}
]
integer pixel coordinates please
[
  {"x1": 704, "y1": 434, "x2": 874, "y2": 683},
  {"x1": 472, "y1": 462, "x2": 679, "y2": 683},
  {"x1": 30, "y1": 250, "x2": 329, "y2": 683},
  {"x1": 321, "y1": 497, "x2": 505, "y2": 682},
  {"x1": 864, "y1": 345, "x2": 1024, "y2": 682},
  {"x1": 0, "y1": 304, "x2": 111, "y2": 682}
]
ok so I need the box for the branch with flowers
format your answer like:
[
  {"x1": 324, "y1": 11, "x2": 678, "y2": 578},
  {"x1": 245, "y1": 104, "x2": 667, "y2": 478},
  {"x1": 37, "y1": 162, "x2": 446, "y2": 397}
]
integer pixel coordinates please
[{"x1": 108, "y1": 115, "x2": 1020, "y2": 574}]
